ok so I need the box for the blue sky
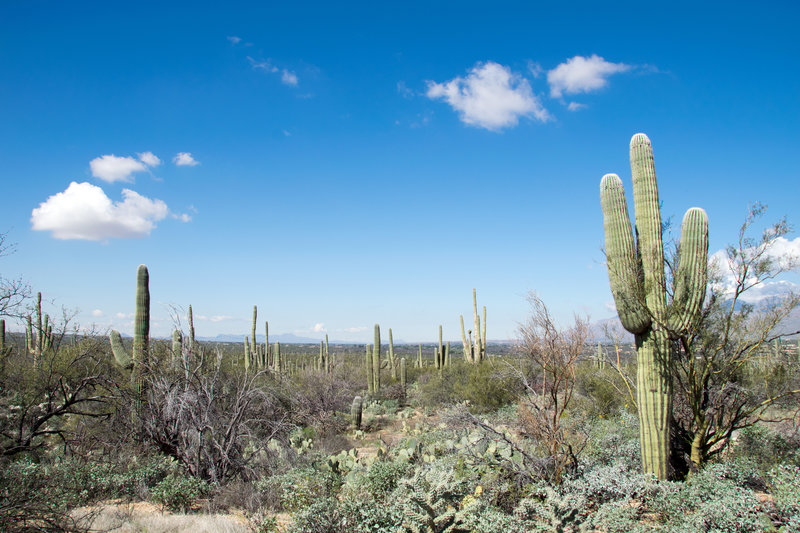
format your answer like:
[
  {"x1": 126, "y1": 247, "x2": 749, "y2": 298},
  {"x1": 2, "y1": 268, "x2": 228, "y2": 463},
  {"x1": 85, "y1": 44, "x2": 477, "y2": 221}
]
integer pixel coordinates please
[{"x1": 1, "y1": 1, "x2": 799, "y2": 343}]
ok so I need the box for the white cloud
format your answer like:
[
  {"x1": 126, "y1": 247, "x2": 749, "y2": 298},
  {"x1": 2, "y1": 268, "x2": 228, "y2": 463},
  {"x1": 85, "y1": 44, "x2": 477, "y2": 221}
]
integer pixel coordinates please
[
  {"x1": 31, "y1": 181, "x2": 169, "y2": 241},
  {"x1": 227, "y1": 36, "x2": 242, "y2": 45},
  {"x1": 137, "y1": 151, "x2": 161, "y2": 167},
  {"x1": 313, "y1": 323, "x2": 326, "y2": 333},
  {"x1": 426, "y1": 61, "x2": 550, "y2": 131},
  {"x1": 527, "y1": 61, "x2": 544, "y2": 78},
  {"x1": 281, "y1": 69, "x2": 298, "y2": 86},
  {"x1": 547, "y1": 54, "x2": 630, "y2": 98},
  {"x1": 173, "y1": 152, "x2": 199, "y2": 166},
  {"x1": 198, "y1": 315, "x2": 234, "y2": 323},
  {"x1": 342, "y1": 326, "x2": 368, "y2": 333},
  {"x1": 397, "y1": 81, "x2": 413, "y2": 98},
  {"x1": 709, "y1": 236, "x2": 800, "y2": 303},
  {"x1": 92, "y1": 309, "x2": 104, "y2": 317},
  {"x1": 567, "y1": 102, "x2": 588, "y2": 111},
  {"x1": 90, "y1": 154, "x2": 147, "y2": 183}
]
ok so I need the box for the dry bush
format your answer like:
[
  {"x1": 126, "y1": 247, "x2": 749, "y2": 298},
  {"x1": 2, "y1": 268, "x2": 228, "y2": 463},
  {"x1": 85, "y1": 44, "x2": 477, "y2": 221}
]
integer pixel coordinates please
[{"x1": 516, "y1": 292, "x2": 590, "y2": 483}]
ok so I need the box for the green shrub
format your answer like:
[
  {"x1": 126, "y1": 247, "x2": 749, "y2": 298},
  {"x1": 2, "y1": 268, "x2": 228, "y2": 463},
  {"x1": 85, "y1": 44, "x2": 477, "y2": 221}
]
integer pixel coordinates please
[
  {"x1": 260, "y1": 466, "x2": 340, "y2": 513},
  {"x1": 149, "y1": 473, "x2": 210, "y2": 512},
  {"x1": 287, "y1": 497, "x2": 341, "y2": 533},
  {"x1": 732, "y1": 423, "x2": 800, "y2": 472},
  {"x1": 413, "y1": 362, "x2": 520, "y2": 412},
  {"x1": 768, "y1": 463, "x2": 800, "y2": 528},
  {"x1": 363, "y1": 458, "x2": 413, "y2": 501},
  {"x1": 644, "y1": 463, "x2": 769, "y2": 532}
]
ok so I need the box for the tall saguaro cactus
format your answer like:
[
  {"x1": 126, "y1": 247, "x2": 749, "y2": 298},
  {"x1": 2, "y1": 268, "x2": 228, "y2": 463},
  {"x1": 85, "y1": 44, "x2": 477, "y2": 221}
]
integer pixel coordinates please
[
  {"x1": 372, "y1": 324, "x2": 381, "y2": 394},
  {"x1": 600, "y1": 133, "x2": 709, "y2": 479}
]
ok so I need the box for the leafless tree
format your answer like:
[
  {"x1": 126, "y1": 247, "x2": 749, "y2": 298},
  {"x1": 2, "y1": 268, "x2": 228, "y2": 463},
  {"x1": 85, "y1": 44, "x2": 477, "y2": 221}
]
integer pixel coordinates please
[
  {"x1": 515, "y1": 292, "x2": 590, "y2": 482},
  {"x1": 139, "y1": 346, "x2": 291, "y2": 483}
]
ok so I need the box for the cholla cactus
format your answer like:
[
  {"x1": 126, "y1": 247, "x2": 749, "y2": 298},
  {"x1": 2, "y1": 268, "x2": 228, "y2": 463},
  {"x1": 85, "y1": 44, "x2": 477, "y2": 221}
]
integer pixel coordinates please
[{"x1": 600, "y1": 133, "x2": 708, "y2": 479}]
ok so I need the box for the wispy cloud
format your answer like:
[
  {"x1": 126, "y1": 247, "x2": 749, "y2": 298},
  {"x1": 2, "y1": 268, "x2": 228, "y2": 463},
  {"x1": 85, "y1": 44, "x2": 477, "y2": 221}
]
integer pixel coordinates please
[
  {"x1": 567, "y1": 102, "x2": 588, "y2": 111},
  {"x1": 281, "y1": 69, "x2": 298, "y2": 86},
  {"x1": 227, "y1": 36, "x2": 242, "y2": 45},
  {"x1": 91, "y1": 309, "x2": 104, "y2": 317},
  {"x1": 31, "y1": 182, "x2": 169, "y2": 241},
  {"x1": 247, "y1": 56, "x2": 300, "y2": 86},
  {"x1": 198, "y1": 315, "x2": 235, "y2": 323},
  {"x1": 313, "y1": 323, "x2": 326, "y2": 332},
  {"x1": 397, "y1": 81, "x2": 414, "y2": 98},
  {"x1": 426, "y1": 61, "x2": 550, "y2": 131},
  {"x1": 547, "y1": 54, "x2": 630, "y2": 98},
  {"x1": 173, "y1": 152, "x2": 199, "y2": 166}
]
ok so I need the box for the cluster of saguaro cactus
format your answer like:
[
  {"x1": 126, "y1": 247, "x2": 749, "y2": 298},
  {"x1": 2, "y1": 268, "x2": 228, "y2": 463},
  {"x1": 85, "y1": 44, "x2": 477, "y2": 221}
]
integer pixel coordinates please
[
  {"x1": 460, "y1": 289, "x2": 486, "y2": 363},
  {"x1": 317, "y1": 334, "x2": 331, "y2": 373},
  {"x1": 600, "y1": 133, "x2": 708, "y2": 479},
  {"x1": 434, "y1": 325, "x2": 450, "y2": 369}
]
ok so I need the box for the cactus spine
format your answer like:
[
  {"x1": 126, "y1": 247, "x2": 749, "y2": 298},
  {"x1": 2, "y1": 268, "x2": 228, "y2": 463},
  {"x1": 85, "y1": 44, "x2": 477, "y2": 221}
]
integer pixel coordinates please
[
  {"x1": 600, "y1": 133, "x2": 709, "y2": 479},
  {"x1": 372, "y1": 324, "x2": 381, "y2": 394}
]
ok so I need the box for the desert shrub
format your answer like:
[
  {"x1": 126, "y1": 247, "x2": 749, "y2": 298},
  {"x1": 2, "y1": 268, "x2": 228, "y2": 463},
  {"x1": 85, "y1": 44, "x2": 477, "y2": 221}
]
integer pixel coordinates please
[
  {"x1": 574, "y1": 364, "x2": 627, "y2": 417},
  {"x1": 731, "y1": 423, "x2": 800, "y2": 472},
  {"x1": 287, "y1": 496, "x2": 341, "y2": 533},
  {"x1": 338, "y1": 497, "x2": 404, "y2": 533},
  {"x1": 644, "y1": 462, "x2": 769, "y2": 532},
  {"x1": 458, "y1": 499, "x2": 532, "y2": 533},
  {"x1": 0, "y1": 459, "x2": 89, "y2": 532},
  {"x1": 149, "y1": 473, "x2": 210, "y2": 512},
  {"x1": 413, "y1": 361, "x2": 520, "y2": 412},
  {"x1": 363, "y1": 457, "x2": 413, "y2": 501},
  {"x1": 513, "y1": 483, "x2": 589, "y2": 532},
  {"x1": 768, "y1": 463, "x2": 800, "y2": 528},
  {"x1": 581, "y1": 410, "x2": 640, "y2": 472},
  {"x1": 565, "y1": 461, "x2": 651, "y2": 504},
  {"x1": 259, "y1": 466, "x2": 340, "y2": 513}
]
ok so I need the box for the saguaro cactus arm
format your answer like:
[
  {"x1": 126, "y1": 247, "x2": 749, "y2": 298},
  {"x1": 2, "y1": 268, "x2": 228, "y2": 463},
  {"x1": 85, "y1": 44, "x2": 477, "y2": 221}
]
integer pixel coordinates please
[{"x1": 668, "y1": 207, "x2": 709, "y2": 333}]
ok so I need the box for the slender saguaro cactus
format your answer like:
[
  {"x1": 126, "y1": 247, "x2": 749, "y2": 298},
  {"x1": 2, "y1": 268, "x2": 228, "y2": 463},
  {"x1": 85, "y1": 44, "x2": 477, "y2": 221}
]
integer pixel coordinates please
[
  {"x1": 389, "y1": 328, "x2": 396, "y2": 380},
  {"x1": 366, "y1": 344, "x2": 374, "y2": 393},
  {"x1": 273, "y1": 342, "x2": 282, "y2": 374},
  {"x1": 172, "y1": 330, "x2": 182, "y2": 361},
  {"x1": 472, "y1": 289, "x2": 482, "y2": 363},
  {"x1": 417, "y1": 344, "x2": 423, "y2": 368},
  {"x1": 244, "y1": 336, "x2": 251, "y2": 371},
  {"x1": 459, "y1": 315, "x2": 471, "y2": 362},
  {"x1": 351, "y1": 396, "x2": 363, "y2": 430},
  {"x1": 400, "y1": 357, "x2": 407, "y2": 390},
  {"x1": 437, "y1": 325, "x2": 443, "y2": 369},
  {"x1": 264, "y1": 321, "x2": 270, "y2": 368},
  {"x1": 187, "y1": 305, "x2": 196, "y2": 352},
  {"x1": 372, "y1": 324, "x2": 381, "y2": 394},
  {"x1": 251, "y1": 305, "x2": 258, "y2": 368},
  {"x1": 600, "y1": 133, "x2": 708, "y2": 479}
]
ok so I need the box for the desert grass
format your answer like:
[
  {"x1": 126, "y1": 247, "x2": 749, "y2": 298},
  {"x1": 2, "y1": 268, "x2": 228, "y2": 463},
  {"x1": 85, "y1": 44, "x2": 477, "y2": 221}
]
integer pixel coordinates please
[{"x1": 74, "y1": 502, "x2": 251, "y2": 533}]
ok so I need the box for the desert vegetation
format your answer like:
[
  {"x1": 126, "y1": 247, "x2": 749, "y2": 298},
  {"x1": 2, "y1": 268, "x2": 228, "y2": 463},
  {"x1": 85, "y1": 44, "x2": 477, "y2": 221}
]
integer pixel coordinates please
[{"x1": 1, "y1": 134, "x2": 799, "y2": 532}]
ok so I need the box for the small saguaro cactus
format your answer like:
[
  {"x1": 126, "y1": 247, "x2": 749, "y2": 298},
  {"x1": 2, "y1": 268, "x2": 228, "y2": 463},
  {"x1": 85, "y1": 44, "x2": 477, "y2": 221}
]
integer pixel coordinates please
[
  {"x1": 400, "y1": 357, "x2": 407, "y2": 390},
  {"x1": 389, "y1": 328, "x2": 397, "y2": 380},
  {"x1": 351, "y1": 395, "x2": 363, "y2": 430},
  {"x1": 600, "y1": 133, "x2": 709, "y2": 479},
  {"x1": 273, "y1": 341, "x2": 282, "y2": 374},
  {"x1": 172, "y1": 330, "x2": 182, "y2": 361}
]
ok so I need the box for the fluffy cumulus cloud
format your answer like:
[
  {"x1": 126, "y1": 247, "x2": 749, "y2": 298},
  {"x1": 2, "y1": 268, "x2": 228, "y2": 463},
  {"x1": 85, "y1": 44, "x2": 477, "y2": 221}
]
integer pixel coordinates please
[
  {"x1": 709, "y1": 236, "x2": 800, "y2": 303},
  {"x1": 31, "y1": 181, "x2": 169, "y2": 241},
  {"x1": 137, "y1": 151, "x2": 161, "y2": 167},
  {"x1": 173, "y1": 152, "x2": 199, "y2": 166},
  {"x1": 547, "y1": 54, "x2": 630, "y2": 98},
  {"x1": 426, "y1": 61, "x2": 550, "y2": 131},
  {"x1": 313, "y1": 323, "x2": 326, "y2": 333},
  {"x1": 90, "y1": 155, "x2": 147, "y2": 183}
]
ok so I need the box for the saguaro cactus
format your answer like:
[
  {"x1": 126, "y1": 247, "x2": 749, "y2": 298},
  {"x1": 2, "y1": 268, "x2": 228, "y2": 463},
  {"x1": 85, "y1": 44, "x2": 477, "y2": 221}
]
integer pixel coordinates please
[
  {"x1": 351, "y1": 396, "x2": 363, "y2": 430},
  {"x1": 172, "y1": 330, "x2": 182, "y2": 361},
  {"x1": 110, "y1": 265, "x2": 150, "y2": 372},
  {"x1": 372, "y1": 324, "x2": 381, "y2": 394},
  {"x1": 600, "y1": 133, "x2": 709, "y2": 479}
]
